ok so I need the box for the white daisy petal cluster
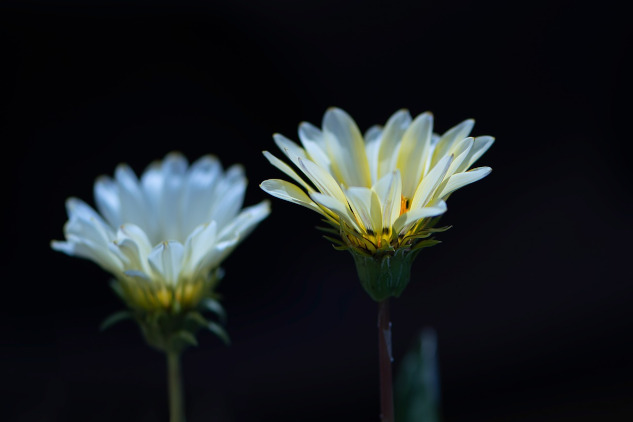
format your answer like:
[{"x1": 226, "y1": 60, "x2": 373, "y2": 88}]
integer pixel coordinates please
[
  {"x1": 52, "y1": 152, "x2": 270, "y2": 312},
  {"x1": 261, "y1": 107, "x2": 493, "y2": 254}
]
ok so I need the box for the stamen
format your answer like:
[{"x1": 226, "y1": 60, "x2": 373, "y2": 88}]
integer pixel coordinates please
[{"x1": 400, "y1": 196, "x2": 410, "y2": 215}]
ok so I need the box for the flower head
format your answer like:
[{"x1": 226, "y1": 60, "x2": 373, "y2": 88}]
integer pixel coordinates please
[
  {"x1": 260, "y1": 108, "x2": 492, "y2": 300},
  {"x1": 52, "y1": 152, "x2": 270, "y2": 349}
]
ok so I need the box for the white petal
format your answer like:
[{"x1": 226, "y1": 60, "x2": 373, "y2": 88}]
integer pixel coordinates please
[
  {"x1": 466, "y1": 136, "x2": 495, "y2": 169},
  {"x1": 180, "y1": 155, "x2": 222, "y2": 235},
  {"x1": 322, "y1": 107, "x2": 371, "y2": 187},
  {"x1": 447, "y1": 137, "x2": 475, "y2": 175},
  {"x1": 56, "y1": 199, "x2": 119, "y2": 270},
  {"x1": 208, "y1": 164, "x2": 246, "y2": 229},
  {"x1": 162, "y1": 152, "x2": 189, "y2": 173},
  {"x1": 124, "y1": 269, "x2": 151, "y2": 280},
  {"x1": 52, "y1": 236, "x2": 123, "y2": 274},
  {"x1": 158, "y1": 154, "x2": 189, "y2": 241},
  {"x1": 94, "y1": 176, "x2": 122, "y2": 228},
  {"x1": 377, "y1": 109, "x2": 412, "y2": 180},
  {"x1": 439, "y1": 167, "x2": 492, "y2": 198},
  {"x1": 274, "y1": 133, "x2": 309, "y2": 169},
  {"x1": 64, "y1": 212, "x2": 115, "y2": 247},
  {"x1": 431, "y1": 119, "x2": 474, "y2": 166},
  {"x1": 120, "y1": 223, "x2": 153, "y2": 250},
  {"x1": 148, "y1": 241, "x2": 184, "y2": 286},
  {"x1": 202, "y1": 237, "x2": 237, "y2": 271},
  {"x1": 50, "y1": 240, "x2": 75, "y2": 255},
  {"x1": 114, "y1": 164, "x2": 148, "y2": 229},
  {"x1": 410, "y1": 155, "x2": 453, "y2": 210},
  {"x1": 397, "y1": 112, "x2": 434, "y2": 198},
  {"x1": 299, "y1": 121, "x2": 326, "y2": 147},
  {"x1": 435, "y1": 138, "x2": 474, "y2": 196},
  {"x1": 66, "y1": 197, "x2": 103, "y2": 224},
  {"x1": 183, "y1": 221, "x2": 217, "y2": 275},
  {"x1": 140, "y1": 161, "x2": 163, "y2": 200},
  {"x1": 139, "y1": 160, "x2": 163, "y2": 241},
  {"x1": 108, "y1": 242, "x2": 132, "y2": 268},
  {"x1": 373, "y1": 171, "x2": 402, "y2": 230},
  {"x1": 204, "y1": 201, "x2": 270, "y2": 269},
  {"x1": 217, "y1": 200, "x2": 271, "y2": 243},
  {"x1": 298, "y1": 122, "x2": 331, "y2": 170},
  {"x1": 310, "y1": 192, "x2": 361, "y2": 232},
  {"x1": 364, "y1": 125, "x2": 383, "y2": 142},
  {"x1": 262, "y1": 151, "x2": 314, "y2": 192},
  {"x1": 111, "y1": 224, "x2": 153, "y2": 272},
  {"x1": 297, "y1": 157, "x2": 348, "y2": 205},
  {"x1": 393, "y1": 201, "x2": 447, "y2": 235},
  {"x1": 423, "y1": 134, "x2": 441, "y2": 175},
  {"x1": 260, "y1": 179, "x2": 322, "y2": 214},
  {"x1": 346, "y1": 187, "x2": 381, "y2": 234},
  {"x1": 364, "y1": 125, "x2": 383, "y2": 184}
]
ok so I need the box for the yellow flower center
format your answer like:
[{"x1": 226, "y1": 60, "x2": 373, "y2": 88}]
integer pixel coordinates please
[
  {"x1": 118, "y1": 277, "x2": 207, "y2": 313},
  {"x1": 344, "y1": 195, "x2": 419, "y2": 254}
]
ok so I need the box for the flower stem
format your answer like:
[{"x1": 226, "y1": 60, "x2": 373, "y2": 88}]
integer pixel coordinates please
[
  {"x1": 167, "y1": 351, "x2": 186, "y2": 422},
  {"x1": 378, "y1": 299, "x2": 394, "y2": 422}
]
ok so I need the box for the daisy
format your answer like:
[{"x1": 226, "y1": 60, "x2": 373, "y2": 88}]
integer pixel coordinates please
[
  {"x1": 261, "y1": 107, "x2": 494, "y2": 422},
  {"x1": 261, "y1": 107, "x2": 492, "y2": 299},
  {"x1": 52, "y1": 152, "x2": 270, "y2": 344},
  {"x1": 52, "y1": 151, "x2": 269, "y2": 422}
]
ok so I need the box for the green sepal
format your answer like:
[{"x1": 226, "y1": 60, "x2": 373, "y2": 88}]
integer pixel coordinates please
[
  {"x1": 173, "y1": 330, "x2": 198, "y2": 347},
  {"x1": 403, "y1": 232, "x2": 433, "y2": 241},
  {"x1": 425, "y1": 225, "x2": 452, "y2": 233},
  {"x1": 411, "y1": 239, "x2": 441, "y2": 252},
  {"x1": 322, "y1": 235, "x2": 349, "y2": 250},
  {"x1": 201, "y1": 298, "x2": 227, "y2": 323},
  {"x1": 185, "y1": 311, "x2": 209, "y2": 327},
  {"x1": 349, "y1": 247, "x2": 421, "y2": 302},
  {"x1": 315, "y1": 225, "x2": 340, "y2": 235},
  {"x1": 109, "y1": 279, "x2": 127, "y2": 301},
  {"x1": 100, "y1": 310, "x2": 133, "y2": 331},
  {"x1": 207, "y1": 321, "x2": 231, "y2": 345},
  {"x1": 423, "y1": 216, "x2": 445, "y2": 231},
  {"x1": 135, "y1": 306, "x2": 231, "y2": 353},
  {"x1": 331, "y1": 244, "x2": 349, "y2": 251}
]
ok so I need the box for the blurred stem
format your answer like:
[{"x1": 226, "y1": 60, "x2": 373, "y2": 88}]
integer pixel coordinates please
[
  {"x1": 167, "y1": 351, "x2": 186, "y2": 422},
  {"x1": 378, "y1": 299, "x2": 394, "y2": 422}
]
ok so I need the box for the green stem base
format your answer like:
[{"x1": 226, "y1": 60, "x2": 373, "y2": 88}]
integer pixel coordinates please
[{"x1": 167, "y1": 351, "x2": 186, "y2": 422}]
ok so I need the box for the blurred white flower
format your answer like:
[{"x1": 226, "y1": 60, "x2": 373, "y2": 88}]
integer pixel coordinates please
[{"x1": 52, "y1": 152, "x2": 270, "y2": 313}]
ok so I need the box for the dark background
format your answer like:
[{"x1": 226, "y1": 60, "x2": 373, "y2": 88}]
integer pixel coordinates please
[{"x1": 1, "y1": 0, "x2": 631, "y2": 421}]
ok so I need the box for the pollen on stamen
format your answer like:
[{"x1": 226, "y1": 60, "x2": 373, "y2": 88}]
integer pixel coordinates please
[{"x1": 400, "y1": 196, "x2": 411, "y2": 215}]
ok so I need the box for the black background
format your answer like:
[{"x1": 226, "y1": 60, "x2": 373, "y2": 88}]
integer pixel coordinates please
[{"x1": 1, "y1": 1, "x2": 632, "y2": 421}]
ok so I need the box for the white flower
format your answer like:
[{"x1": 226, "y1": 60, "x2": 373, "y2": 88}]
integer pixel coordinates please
[
  {"x1": 260, "y1": 107, "x2": 493, "y2": 255},
  {"x1": 52, "y1": 152, "x2": 270, "y2": 312}
]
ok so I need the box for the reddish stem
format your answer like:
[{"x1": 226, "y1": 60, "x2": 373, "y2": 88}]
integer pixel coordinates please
[{"x1": 378, "y1": 299, "x2": 394, "y2": 422}]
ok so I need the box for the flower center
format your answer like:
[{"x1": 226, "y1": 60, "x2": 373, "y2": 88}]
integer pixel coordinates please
[{"x1": 119, "y1": 277, "x2": 206, "y2": 313}]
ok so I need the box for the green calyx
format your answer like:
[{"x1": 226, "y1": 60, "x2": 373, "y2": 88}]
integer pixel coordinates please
[
  {"x1": 349, "y1": 238, "x2": 441, "y2": 302},
  {"x1": 350, "y1": 248, "x2": 418, "y2": 302},
  {"x1": 134, "y1": 300, "x2": 230, "y2": 354},
  {"x1": 101, "y1": 270, "x2": 230, "y2": 354},
  {"x1": 101, "y1": 298, "x2": 230, "y2": 354}
]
